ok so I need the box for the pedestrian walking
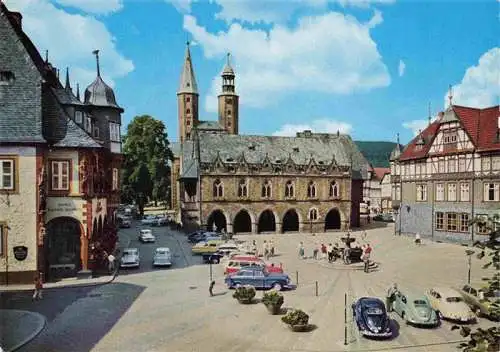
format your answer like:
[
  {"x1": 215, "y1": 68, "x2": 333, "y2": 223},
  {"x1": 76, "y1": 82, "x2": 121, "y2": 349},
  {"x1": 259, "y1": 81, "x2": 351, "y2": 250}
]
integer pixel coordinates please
[
  {"x1": 363, "y1": 243, "x2": 372, "y2": 273},
  {"x1": 313, "y1": 246, "x2": 319, "y2": 260},
  {"x1": 386, "y1": 283, "x2": 399, "y2": 312},
  {"x1": 270, "y1": 239, "x2": 275, "y2": 257},
  {"x1": 320, "y1": 243, "x2": 327, "y2": 260},
  {"x1": 263, "y1": 240, "x2": 269, "y2": 259},
  {"x1": 415, "y1": 232, "x2": 421, "y2": 245},
  {"x1": 107, "y1": 252, "x2": 116, "y2": 273},
  {"x1": 32, "y1": 273, "x2": 43, "y2": 300},
  {"x1": 343, "y1": 246, "x2": 350, "y2": 264},
  {"x1": 327, "y1": 243, "x2": 334, "y2": 262},
  {"x1": 361, "y1": 230, "x2": 367, "y2": 241},
  {"x1": 298, "y1": 242, "x2": 305, "y2": 259}
]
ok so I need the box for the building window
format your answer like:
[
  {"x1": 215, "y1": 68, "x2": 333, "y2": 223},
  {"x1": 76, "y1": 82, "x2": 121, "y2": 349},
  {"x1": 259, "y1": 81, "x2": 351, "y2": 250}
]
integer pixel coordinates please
[
  {"x1": 112, "y1": 168, "x2": 119, "y2": 191},
  {"x1": 446, "y1": 213, "x2": 458, "y2": 232},
  {"x1": 0, "y1": 71, "x2": 15, "y2": 84},
  {"x1": 460, "y1": 213, "x2": 469, "y2": 233},
  {"x1": 307, "y1": 181, "x2": 317, "y2": 198},
  {"x1": 0, "y1": 223, "x2": 6, "y2": 257},
  {"x1": 447, "y1": 183, "x2": 457, "y2": 201},
  {"x1": 458, "y1": 157, "x2": 466, "y2": 172},
  {"x1": 238, "y1": 179, "x2": 248, "y2": 197},
  {"x1": 186, "y1": 108, "x2": 191, "y2": 114},
  {"x1": 227, "y1": 110, "x2": 231, "y2": 116},
  {"x1": 93, "y1": 126, "x2": 100, "y2": 139},
  {"x1": 443, "y1": 130, "x2": 457, "y2": 144},
  {"x1": 447, "y1": 158, "x2": 457, "y2": 173},
  {"x1": 484, "y1": 182, "x2": 500, "y2": 201},
  {"x1": 213, "y1": 179, "x2": 223, "y2": 198},
  {"x1": 436, "y1": 212, "x2": 444, "y2": 230},
  {"x1": 438, "y1": 159, "x2": 445, "y2": 173},
  {"x1": 186, "y1": 97, "x2": 190, "y2": 103},
  {"x1": 261, "y1": 180, "x2": 271, "y2": 198},
  {"x1": 309, "y1": 208, "x2": 318, "y2": 221},
  {"x1": 460, "y1": 183, "x2": 470, "y2": 202},
  {"x1": 435, "y1": 183, "x2": 444, "y2": 201},
  {"x1": 85, "y1": 116, "x2": 92, "y2": 133},
  {"x1": 75, "y1": 111, "x2": 83, "y2": 124},
  {"x1": 482, "y1": 157, "x2": 491, "y2": 172},
  {"x1": 416, "y1": 184, "x2": 427, "y2": 201},
  {"x1": 394, "y1": 184, "x2": 401, "y2": 201},
  {"x1": 109, "y1": 123, "x2": 121, "y2": 142},
  {"x1": 285, "y1": 180, "x2": 294, "y2": 198},
  {"x1": 493, "y1": 157, "x2": 500, "y2": 170},
  {"x1": 476, "y1": 214, "x2": 490, "y2": 234},
  {"x1": 0, "y1": 159, "x2": 15, "y2": 191},
  {"x1": 329, "y1": 181, "x2": 339, "y2": 198},
  {"x1": 51, "y1": 161, "x2": 70, "y2": 191}
]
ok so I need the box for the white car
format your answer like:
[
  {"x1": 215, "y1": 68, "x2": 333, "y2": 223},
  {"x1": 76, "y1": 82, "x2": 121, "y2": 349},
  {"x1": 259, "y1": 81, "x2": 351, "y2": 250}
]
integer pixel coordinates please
[
  {"x1": 120, "y1": 248, "x2": 140, "y2": 268},
  {"x1": 428, "y1": 287, "x2": 476, "y2": 322},
  {"x1": 153, "y1": 247, "x2": 172, "y2": 267},
  {"x1": 141, "y1": 215, "x2": 157, "y2": 225},
  {"x1": 139, "y1": 229, "x2": 156, "y2": 243}
]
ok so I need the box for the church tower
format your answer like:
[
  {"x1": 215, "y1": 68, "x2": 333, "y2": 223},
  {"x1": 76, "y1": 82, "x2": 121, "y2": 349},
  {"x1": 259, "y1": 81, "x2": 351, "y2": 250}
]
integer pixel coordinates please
[
  {"x1": 218, "y1": 53, "x2": 239, "y2": 135},
  {"x1": 177, "y1": 42, "x2": 199, "y2": 142}
]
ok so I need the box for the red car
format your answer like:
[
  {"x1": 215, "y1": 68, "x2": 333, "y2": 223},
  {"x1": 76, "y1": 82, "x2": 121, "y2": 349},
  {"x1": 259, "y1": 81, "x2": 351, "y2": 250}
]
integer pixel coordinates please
[{"x1": 224, "y1": 255, "x2": 283, "y2": 275}]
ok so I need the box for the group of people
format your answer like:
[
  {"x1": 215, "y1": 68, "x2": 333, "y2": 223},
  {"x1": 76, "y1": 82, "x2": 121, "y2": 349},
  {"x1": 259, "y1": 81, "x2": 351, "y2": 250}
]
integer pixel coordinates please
[{"x1": 260, "y1": 239, "x2": 275, "y2": 260}]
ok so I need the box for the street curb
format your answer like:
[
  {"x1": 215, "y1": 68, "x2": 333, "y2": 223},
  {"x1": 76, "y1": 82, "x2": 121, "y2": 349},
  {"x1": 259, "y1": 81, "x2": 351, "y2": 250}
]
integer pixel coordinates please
[{"x1": 1, "y1": 310, "x2": 46, "y2": 352}]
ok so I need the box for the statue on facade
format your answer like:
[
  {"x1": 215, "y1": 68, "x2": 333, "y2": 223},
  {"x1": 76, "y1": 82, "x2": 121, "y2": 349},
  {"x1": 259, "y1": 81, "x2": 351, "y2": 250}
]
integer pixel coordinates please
[{"x1": 79, "y1": 156, "x2": 89, "y2": 194}]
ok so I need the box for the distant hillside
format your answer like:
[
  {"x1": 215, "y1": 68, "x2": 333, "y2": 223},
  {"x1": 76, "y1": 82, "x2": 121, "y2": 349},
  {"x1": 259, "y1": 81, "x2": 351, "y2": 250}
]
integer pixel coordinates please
[{"x1": 354, "y1": 141, "x2": 397, "y2": 168}]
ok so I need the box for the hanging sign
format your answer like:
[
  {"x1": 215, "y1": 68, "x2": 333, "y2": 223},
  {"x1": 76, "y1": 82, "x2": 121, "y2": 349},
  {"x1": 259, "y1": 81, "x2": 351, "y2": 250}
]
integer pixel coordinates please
[{"x1": 13, "y1": 246, "x2": 28, "y2": 261}]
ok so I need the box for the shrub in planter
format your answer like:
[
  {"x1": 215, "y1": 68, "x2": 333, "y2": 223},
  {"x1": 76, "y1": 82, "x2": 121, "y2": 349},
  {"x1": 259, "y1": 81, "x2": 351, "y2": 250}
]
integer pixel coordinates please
[
  {"x1": 281, "y1": 309, "x2": 309, "y2": 327},
  {"x1": 262, "y1": 290, "x2": 284, "y2": 314},
  {"x1": 232, "y1": 285, "x2": 256, "y2": 303}
]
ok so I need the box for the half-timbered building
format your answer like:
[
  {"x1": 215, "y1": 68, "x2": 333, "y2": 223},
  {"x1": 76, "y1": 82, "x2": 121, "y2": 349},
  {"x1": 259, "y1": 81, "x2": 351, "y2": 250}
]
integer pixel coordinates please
[{"x1": 390, "y1": 100, "x2": 500, "y2": 243}]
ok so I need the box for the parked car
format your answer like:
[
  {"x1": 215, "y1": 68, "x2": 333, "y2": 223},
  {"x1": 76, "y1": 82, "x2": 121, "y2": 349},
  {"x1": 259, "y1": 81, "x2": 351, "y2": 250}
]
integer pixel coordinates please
[
  {"x1": 153, "y1": 247, "x2": 172, "y2": 267},
  {"x1": 139, "y1": 229, "x2": 156, "y2": 243},
  {"x1": 373, "y1": 213, "x2": 395, "y2": 222},
  {"x1": 120, "y1": 248, "x2": 140, "y2": 268},
  {"x1": 427, "y1": 287, "x2": 476, "y2": 322},
  {"x1": 156, "y1": 216, "x2": 169, "y2": 226},
  {"x1": 460, "y1": 285, "x2": 500, "y2": 321},
  {"x1": 140, "y1": 215, "x2": 157, "y2": 226},
  {"x1": 352, "y1": 297, "x2": 392, "y2": 338},
  {"x1": 191, "y1": 239, "x2": 225, "y2": 254},
  {"x1": 390, "y1": 289, "x2": 439, "y2": 326},
  {"x1": 119, "y1": 218, "x2": 131, "y2": 228},
  {"x1": 224, "y1": 255, "x2": 284, "y2": 275},
  {"x1": 224, "y1": 267, "x2": 292, "y2": 291},
  {"x1": 217, "y1": 242, "x2": 245, "y2": 257}
]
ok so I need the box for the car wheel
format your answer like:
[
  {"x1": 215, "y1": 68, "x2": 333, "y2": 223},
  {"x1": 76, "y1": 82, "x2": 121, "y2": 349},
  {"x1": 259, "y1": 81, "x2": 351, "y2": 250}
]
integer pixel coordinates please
[{"x1": 272, "y1": 282, "x2": 282, "y2": 291}]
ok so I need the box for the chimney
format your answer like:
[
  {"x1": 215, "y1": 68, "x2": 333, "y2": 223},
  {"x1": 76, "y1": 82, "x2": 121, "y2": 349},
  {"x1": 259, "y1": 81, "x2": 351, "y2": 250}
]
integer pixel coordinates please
[{"x1": 9, "y1": 11, "x2": 22, "y2": 29}]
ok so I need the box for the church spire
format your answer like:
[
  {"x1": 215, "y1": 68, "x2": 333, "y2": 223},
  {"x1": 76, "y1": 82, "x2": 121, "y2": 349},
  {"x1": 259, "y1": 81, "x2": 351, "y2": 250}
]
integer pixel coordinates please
[
  {"x1": 65, "y1": 67, "x2": 71, "y2": 90},
  {"x1": 178, "y1": 41, "x2": 198, "y2": 94},
  {"x1": 92, "y1": 49, "x2": 101, "y2": 77}
]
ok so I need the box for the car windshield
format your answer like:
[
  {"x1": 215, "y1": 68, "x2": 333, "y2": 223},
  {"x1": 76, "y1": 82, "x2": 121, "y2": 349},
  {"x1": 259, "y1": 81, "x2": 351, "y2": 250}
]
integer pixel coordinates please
[
  {"x1": 156, "y1": 250, "x2": 168, "y2": 254},
  {"x1": 446, "y1": 297, "x2": 463, "y2": 303},
  {"x1": 124, "y1": 250, "x2": 137, "y2": 255},
  {"x1": 366, "y1": 307, "x2": 383, "y2": 315},
  {"x1": 414, "y1": 300, "x2": 428, "y2": 306}
]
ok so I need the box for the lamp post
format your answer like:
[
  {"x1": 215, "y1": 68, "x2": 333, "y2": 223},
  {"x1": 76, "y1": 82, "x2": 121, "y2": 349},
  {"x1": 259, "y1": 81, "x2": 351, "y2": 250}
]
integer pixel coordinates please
[{"x1": 465, "y1": 249, "x2": 474, "y2": 285}]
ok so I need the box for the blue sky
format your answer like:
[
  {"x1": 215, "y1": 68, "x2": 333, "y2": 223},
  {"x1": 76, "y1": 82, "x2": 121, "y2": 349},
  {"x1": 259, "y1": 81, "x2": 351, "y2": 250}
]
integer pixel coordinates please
[{"x1": 6, "y1": 0, "x2": 500, "y2": 144}]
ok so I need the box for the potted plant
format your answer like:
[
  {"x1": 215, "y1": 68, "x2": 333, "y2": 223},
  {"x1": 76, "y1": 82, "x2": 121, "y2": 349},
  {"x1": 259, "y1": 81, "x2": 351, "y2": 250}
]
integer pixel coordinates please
[
  {"x1": 281, "y1": 309, "x2": 310, "y2": 331},
  {"x1": 262, "y1": 290, "x2": 284, "y2": 314},
  {"x1": 232, "y1": 285, "x2": 256, "y2": 304}
]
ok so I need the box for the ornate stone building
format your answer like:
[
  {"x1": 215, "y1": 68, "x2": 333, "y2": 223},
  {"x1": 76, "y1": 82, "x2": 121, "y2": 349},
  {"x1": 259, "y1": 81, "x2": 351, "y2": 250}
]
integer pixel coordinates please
[
  {"x1": 391, "y1": 97, "x2": 500, "y2": 244},
  {"x1": 0, "y1": 3, "x2": 122, "y2": 284},
  {"x1": 171, "y1": 43, "x2": 371, "y2": 234}
]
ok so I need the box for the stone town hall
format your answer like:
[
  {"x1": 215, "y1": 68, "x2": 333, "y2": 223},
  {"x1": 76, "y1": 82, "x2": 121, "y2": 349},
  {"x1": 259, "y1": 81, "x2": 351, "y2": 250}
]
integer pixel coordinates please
[{"x1": 171, "y1": 44, "x2": 371, "y2": 234}]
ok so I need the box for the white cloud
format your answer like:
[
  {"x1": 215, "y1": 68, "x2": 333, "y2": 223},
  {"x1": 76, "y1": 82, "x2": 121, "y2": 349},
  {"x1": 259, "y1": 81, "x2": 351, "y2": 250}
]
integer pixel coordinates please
[
  {"x1": 402, "y1": 115, "x2": 437, "y2": 136},
  {"x1": 184, "y1": 11, "x2": 390, "y2": 112},
  {"x1": 398, "y1": 59, "x2": 405, "y2": 77},
  {"x1": 6, "y1": 0, "x2": 134, "y2": 91},
  {"x1": 53, "y1": 0, "x2": 123, "y2": 15},
  {"x1": 445, "y1": 47, "x2": 500, "y2": 108},
  {"x1": 273, "y1": 118, "x2": 353, "y2": 136}
]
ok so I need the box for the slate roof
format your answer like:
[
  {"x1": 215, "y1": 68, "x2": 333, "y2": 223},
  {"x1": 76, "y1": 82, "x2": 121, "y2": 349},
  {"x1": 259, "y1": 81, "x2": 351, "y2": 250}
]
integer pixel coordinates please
[
  {"x1": 84, "y1": 75, "x2": 122, "y2": 111},
  {"x1": 53, "y1": 118, "x2": 101, "y2": 148},
  {"x1": 181, "y1": 132, "x2": 370, "y2": 180},
  {"x1": 52, "y1": 87, "x2": 83, "y2": 106},
  {"x1": 399, "y1": 105, "x2": 500, "y2": 161},
  {"x1": 178, "y1": 44, "x2": 198, "y2": 94}
]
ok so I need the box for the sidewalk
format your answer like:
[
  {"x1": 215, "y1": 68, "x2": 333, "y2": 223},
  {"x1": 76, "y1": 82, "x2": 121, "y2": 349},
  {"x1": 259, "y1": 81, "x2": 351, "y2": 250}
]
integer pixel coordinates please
[
  {"x1": 0, "y1": 309, "x2": 46, "y2": 352},
  {"x1": 0, "y1": 273, "x2": 116, "y2": 292}
]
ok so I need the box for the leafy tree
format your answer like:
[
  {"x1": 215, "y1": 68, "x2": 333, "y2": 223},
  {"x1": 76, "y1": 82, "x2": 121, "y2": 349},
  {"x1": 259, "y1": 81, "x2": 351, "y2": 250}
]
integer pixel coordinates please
[
  {"x1": 453, "y1": 214, "x2": 500, "y2": 352},
  {"x1": 121, "y1": 115, "x2": 173, "y2": 214}
]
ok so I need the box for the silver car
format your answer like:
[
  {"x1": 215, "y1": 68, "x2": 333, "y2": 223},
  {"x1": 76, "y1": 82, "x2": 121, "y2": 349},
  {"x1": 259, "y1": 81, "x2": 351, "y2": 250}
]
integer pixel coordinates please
[
  {"x1": 120, "y1": 248, "x2": 140, "y2": 268},
  {"x1": 153, "y1": 247, "x2": 172, "y2": 267}
]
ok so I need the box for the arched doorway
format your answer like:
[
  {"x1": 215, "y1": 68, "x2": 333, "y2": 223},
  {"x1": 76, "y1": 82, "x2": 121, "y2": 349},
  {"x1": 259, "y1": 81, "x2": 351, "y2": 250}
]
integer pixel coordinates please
[
  {"x1": 258, "y1": 209, "x2": 276, "y2": 233},
  {"x1": 324, "y1": 208, "x2": 341, "y2": 231},
  {"x1": 233, "y1": 209, "x2": 252, "y2": 234},
  {"x1": 46, "y1": 217, "x2": 82, "y2": 279},
  {"x1": 282, "y1": 209, "x2": 299, "y2": 233},
  {"x1": 207, "y1": 209, "x2": 227, "y2": 232}
]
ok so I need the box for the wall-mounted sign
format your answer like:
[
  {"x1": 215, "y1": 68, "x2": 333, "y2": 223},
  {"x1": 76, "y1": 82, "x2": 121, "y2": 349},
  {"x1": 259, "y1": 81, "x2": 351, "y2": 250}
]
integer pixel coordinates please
[
  {"x1": 13, "y1": 246, "x2": 28, "y2": 261},
  {"x1": 46, "y1": 198, "x2": 85, "y2": 223}
]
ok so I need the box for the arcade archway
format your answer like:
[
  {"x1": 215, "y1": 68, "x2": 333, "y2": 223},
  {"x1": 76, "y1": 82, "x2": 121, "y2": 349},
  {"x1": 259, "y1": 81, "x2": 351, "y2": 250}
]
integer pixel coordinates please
[
  {"x1": 233, "y1": 209, "x2": 252, "y2": 234},
  {"x1": 324, "y1": 208, "x2": 341, "y2": 231},
  {"x1": 282, "y1": 209, "x2": 299, "y2": 233},
  {"x1": 258, "y1": 209, "x2": 276, "y2": 233},
  {"x1": 207, "y1": 209, "x2": 227, "y2": 232}
]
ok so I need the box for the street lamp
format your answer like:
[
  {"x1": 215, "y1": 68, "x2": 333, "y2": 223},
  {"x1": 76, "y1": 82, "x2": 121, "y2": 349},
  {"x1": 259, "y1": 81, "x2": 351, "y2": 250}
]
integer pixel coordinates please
[{"x1": 465, "y1": 249, "x2": 474, "y2": 285}]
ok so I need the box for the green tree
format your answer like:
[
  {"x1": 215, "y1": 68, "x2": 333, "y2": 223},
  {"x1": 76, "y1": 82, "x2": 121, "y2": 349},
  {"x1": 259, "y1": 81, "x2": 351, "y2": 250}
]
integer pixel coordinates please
[
  {"x1": 453, "y1": 214, "x2": 500, "y2": 352},
  {"x1": 121, "y1": 115, "x2": 173, "y2": 214}
]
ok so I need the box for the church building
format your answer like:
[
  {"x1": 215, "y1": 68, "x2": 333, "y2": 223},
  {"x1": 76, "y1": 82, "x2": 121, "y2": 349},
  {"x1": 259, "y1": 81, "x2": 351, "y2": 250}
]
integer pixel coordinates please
[{"x1": 171, "y1": 43, "x2": 371, "y2": 234}]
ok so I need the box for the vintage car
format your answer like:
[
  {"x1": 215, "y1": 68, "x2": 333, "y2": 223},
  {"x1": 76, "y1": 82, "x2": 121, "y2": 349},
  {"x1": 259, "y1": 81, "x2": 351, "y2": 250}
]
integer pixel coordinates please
[
  {"x1": 460, "y1": 285, "x2": 500, "y2": 321},
  {"x1": 153, "y1": 247, "x2": 172, "y2": 267},
  {"x1": 224, "y1": 255, "x2": 284, "y2": 275},
  {"x1": 352, "y1": 297, "x2": 392, "y2": 338},
  {"x1": 191, "y1": 239, "x2": 225, "y2": 254},
  {"x1": 119, "y1": 218, "x2": 131, "y2": 228},
  {"x1": 391, "y1": 289, "x2": 439, "y2": 326},
  {"x1": 225, "y1": 267, "x2": 292, "y2": 291},
  {"x1": 428, "y1": 287, "x2": 476, "y2": 322},
  {"x1": 140, "y1": 215, "x2": 157, "y2": 226},
  {"x1": 155, "y1": 216, "x2": 170, "y2": 226},
  {"x1": 139, "y1": 229, "x2": 156, "y2": 243},
  {"x1": 120, "y1": 248, "x2": 140, "y2": 268}
]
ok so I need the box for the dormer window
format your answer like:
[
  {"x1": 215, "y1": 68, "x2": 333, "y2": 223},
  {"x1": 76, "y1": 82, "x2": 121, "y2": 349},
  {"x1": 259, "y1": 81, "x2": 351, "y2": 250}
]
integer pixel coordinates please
[
  {"x1": 93, "y1": 127, "x2": 100, "y2": 139},
  {"x1": 85, "y1": 116, "x2": 92, "y2": 133},
  {"x1": 0, "y1": 71, "x2": 15, "y2": 85},
  {"x1": 443, "y1": 130, "x2": 457, "y2": 144},
  {"x1": 75, "y1": 111, "x2": 83, "y2": 124},
  {"x1": 109, "y1": 122, "x2": 121, "y2": 142}
]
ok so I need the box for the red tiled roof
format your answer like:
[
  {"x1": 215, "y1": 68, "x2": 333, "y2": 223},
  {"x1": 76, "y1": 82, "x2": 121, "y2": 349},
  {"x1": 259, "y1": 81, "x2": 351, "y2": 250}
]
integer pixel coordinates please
[
  {"x1": 399, "y1": 105, "x2": 499, "y2": 161},
  {"x1": 373, "y1": 167, "x2": 390, "y2": 180}
]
